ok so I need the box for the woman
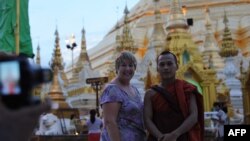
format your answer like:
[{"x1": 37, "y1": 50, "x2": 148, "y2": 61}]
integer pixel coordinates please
[
  {"x1": 86, "y1": 109, "x2": 103, "y2": 141},
  {"x1": 100, "y1": 51, "x2": 146, "y2": 141}
]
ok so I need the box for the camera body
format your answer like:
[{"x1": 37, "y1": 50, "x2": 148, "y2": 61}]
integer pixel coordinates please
[{"x1": 0, "y1": 56, "x2": 52, "y2": 109}]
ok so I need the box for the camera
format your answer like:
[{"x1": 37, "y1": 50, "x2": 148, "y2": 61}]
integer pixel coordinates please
[{"x1": 0, "y1": 56, "x2": 53, "y2": 110}]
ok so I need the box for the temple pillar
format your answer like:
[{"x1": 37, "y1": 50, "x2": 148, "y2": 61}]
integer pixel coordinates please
[
  {"x1": 199, "y1": 69, "x2": 218, "y2": 112},
  {"x1": 200, "y1": 81, "x2": 217, "y2": 112},
  {"x1": 240, "y1": 71, "x2": 250, "y2": 124},
  {"x1": 200, "y1": 84, "x2": 210, "y2": 112},
  {"x1": 242, "y1": 84, "x2": 250, "y2": 124}
]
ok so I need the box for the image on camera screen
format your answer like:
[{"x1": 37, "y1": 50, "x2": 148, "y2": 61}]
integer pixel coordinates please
[{"x1": 0, "y1": 61, "x2": 21, "y2": 95}]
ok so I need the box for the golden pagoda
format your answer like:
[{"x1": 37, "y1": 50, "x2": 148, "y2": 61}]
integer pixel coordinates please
[
  {"x1": 70, "y1": 26, "x2": 92, "y2": 84},
  {"x1": 48, "y1": 28, "x2": 69, "y2": 109},
  {"x1": 164, "y1": 0, "x2": 218, "y2": 111},
  {"x1": 64, "y1": 26, "x2": 99, "y2": 111}
]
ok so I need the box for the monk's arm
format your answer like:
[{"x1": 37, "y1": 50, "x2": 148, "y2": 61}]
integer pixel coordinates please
[
  {"x1": 172, "y1": 93, "x2": 198, "y2": 137},
  {"x1": 143, "y1": 90, "x2": 164, "y2": 140}
]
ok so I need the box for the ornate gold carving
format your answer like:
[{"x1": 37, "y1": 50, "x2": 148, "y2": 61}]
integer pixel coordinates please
[
  {"x1": 116, "y1": 6, "x2": 137, "y2": 53},
  {"x1": 219, "y1": 12, "x2": 238, "y2": 57}
]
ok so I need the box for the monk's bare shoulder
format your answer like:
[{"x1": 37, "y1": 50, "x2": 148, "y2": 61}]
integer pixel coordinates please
[{"x1": 145, "y1": 88, "x2": 157, "y2": 97}]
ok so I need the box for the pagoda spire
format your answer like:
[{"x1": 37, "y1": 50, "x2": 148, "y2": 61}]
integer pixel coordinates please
[
  {"x1": 33, "y1": 43, "x2": 42, "y2": 97},
  {"x1": 150, "y1": 0, "x2": 166, "y2": 54},
  {"x1": 139, "y1": 0, "x2": 165, "y2": 75},
  {"x1": 204, "y1": 7, "x2": 212, "y2": 32},
  {"x1": 70, "y1": 26, "x2": 92, "y2": 84},
  {"x1": 50, "y1": 28, "x2": 64, "y2": 70},
  {"x1": 166, "y1": 0, "x2": 188, "y2": 30},
  {"x1": 202, "y1": 7, "x2": 224, "y2": 73},
  {"x1": 76, "y1": 26, "x2": 90, "y2": 67},
  {"x1": 81, "y1": 27, "x2": 86, "y2": 52},
  {"x1": 219, "y1": 12, "x2": 238, "y2": 57},
  {"x1": 36, "y1": 43, "x2": 41, "y2": 65},
  {"x1": 116, "y1": 5, "x2": 137, "y2": 53},
  {"x1": 80, "y1": 26, "x2": 90, "y2": 62},
  {"x1": 49, "y1": 27, "x2": 69, "y2": 109}
]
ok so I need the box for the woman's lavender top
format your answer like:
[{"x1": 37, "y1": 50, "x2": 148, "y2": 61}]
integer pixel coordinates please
[{"x1": 100, "y1": 84, "x2": 146, "y2": 141}]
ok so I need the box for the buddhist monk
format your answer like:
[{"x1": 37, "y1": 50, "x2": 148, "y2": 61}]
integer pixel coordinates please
[{"x1": 144, "y1": 51, "x2": 204, "y2": 141}]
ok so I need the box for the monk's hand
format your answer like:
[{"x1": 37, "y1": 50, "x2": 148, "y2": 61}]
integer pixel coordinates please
[
  {"x1": 157, "y1": 134, "x2": 164, "y2": 141},
  {"x1": 161, "y1": 132, "x2": 178, "y2": 141}
]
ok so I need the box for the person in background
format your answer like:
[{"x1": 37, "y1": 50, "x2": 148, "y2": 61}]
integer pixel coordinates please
[
  {"x1": 69, "y1": 114, "x2": 78, "y2": 134},
  {"x1": 143, "y1": 51, "x2": 204, "y2": 141},
  {"x1": 86, "y1": 109, "x2": 103, "y2": 141},
  {"x1": 211, "y1": 102, "x2": 228, "y2": 141},
  {"x1": 100, "y1": 51, "x2": 146, "y2": 141}
]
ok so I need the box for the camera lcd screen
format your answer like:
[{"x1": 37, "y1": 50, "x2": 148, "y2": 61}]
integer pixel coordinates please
[{"x1": 0, "y1": 61, "x2": 21, "y2": 95}]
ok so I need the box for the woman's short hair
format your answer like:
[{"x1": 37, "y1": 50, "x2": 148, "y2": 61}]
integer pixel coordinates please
[{"x1": 115, "y1": 51, "x2": 137, "y2": 73}]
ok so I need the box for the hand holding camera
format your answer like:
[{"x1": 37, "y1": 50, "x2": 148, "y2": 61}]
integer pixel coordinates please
[
  {"x1": 0, "y1": 52, "x2": 53, "y2": 141},
  {"x1": 0, "y1": 55, "x2": 53, "y2": 109}
]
